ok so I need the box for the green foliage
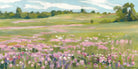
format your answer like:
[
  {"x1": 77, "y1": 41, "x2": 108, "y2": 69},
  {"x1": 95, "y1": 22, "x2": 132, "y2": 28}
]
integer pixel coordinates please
[
  {"x1": 97, "y1": 12, "x2": 100, "y2": 14},
  {"x1": 4, "y1": 11, "x2": 8, "y2": 18},
  {"x1": 9, "y1": 12, "x2": 15, "y2": 18},
  {"x1": 90, "y1": 20, "x2": 94, "y2": 24},
  {"x1": 91, "y1": 10, "x2": 95, "y2": 13},
  {"x1": 80, "y1": 9, "x2": 86, "y2": 13},
  {"x1": 108, "y1": 12, "x2": 111, "y2": 14},
  {"x1": 0, "y1": 7, "x2": 100, "y2": 19},
  {"x1": 50, "y1": 10, "x2": 73, "y2": 16},
  {"x1": 21, "y1": 12, "x2": 28, "y2": 18},
  {"x1": 15, "y1": 7, "x2": 22, "y2": 18},
  {"x1": 100, "y1": 19, "x2": 115, "y2": 23},
  {"x1": 51, "y1": 10, "x2": 56, "y2": 16},
  {"x1": 0, "y1": 7, "x2": 80, "y2": 19},
  {"x1": 38, "y1": 12, "x2": 51, "y2": 18},
  {"x1": 63, "y1": 10, "x2": 73, "y2": 14},
  {"x1": 114, "y1": 2, "x2": 137, "y2": 22},
  {"x1": 102, "y1": 12, "x2": 107, "y2": 15},
  {"x1": 28, "y1": 12, "x2": 38, "y2": 18}
]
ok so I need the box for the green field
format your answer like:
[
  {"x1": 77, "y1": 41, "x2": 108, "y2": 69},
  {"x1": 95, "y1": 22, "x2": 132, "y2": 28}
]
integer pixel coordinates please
[{"x1": 0, "y1": 13, "x2": 138, "y2": 69}]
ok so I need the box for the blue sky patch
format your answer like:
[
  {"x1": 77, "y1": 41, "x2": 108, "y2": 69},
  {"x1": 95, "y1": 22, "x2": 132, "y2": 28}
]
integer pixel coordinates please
[{"x1": 0, "y1": 0, "x2": 137, "y2": 13}]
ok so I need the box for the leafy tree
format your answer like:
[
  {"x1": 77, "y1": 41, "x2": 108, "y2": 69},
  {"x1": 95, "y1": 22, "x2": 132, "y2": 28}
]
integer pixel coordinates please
[
  {"x1": 29, "y1": 11, "x2": 38, "y2": 18},
  {"x1": 81, "y1": 9, "x2": 86, "y2": 13},
  {"x1": 15, "y1": 7, "x2": 22, "y2": 18},
  {"x1": 91, "y1": 10, "x2": 95, "y2": 13},
  {"x1": 114, "y1": 6, "x2": 125, "y2": 21},
  {"x1": 0, "y1": 11, "x2": 2, "y2": 15},
  {"x1": 62, "y1": 10, "x2": 73, "y2": 14},
  {"x1": 51, "y1": 10, "x2": 56, "y2": 16},
  {"x1": 24, "y1": 13, "x2": 31, "y2": 19},
  {"x1": 21, "y1": 12, "x2": 28, "y2": 18},
  {"x1": 108, "y1": 12, "x2": 111, "y2": 14},
  {"x1": 36, "y1": 11, "x2": 40, "y2": 15},
  {"x1": 56, "y1": 10, "x2": 62, "y2": 15},
  {"x1": 63, "y1": 10, "x2": 68, "y2": 14},
  {"x1": 69, "y1": 10, "x2": 73, "y2": 14},
  {"x1": 30, "y1": 11, "x2": 34, "y2": 14},
  {"x1": 4, "y1": 11, "x2": 8, "y2": 18},
  {"x1": 9, "y1": 12, "x2": 15, "y2": 18},
  {"x1": 102, "y1": 12, "x2": 107, "y2": 15},
  {"x1": 114, "y1": 2, "x2": 137, "y2": 21},
  {"x1": 38, "y1": 12, "x2": 51, "y2": 18}
]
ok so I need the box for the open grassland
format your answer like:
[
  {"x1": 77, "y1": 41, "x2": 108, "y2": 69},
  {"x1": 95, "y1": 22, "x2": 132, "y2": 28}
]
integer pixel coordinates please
[
  {"x1": 0, "y1": 13, "x2": 116, "y2": 27},
  {"x1": 0, "y1": 14, "x2": 138, "y2": 69}
]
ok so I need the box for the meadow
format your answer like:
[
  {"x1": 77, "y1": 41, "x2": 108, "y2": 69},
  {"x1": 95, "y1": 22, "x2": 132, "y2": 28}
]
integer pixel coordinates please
[{"x1": 0, "y1": 13, "x2": 138, "y2": 69}]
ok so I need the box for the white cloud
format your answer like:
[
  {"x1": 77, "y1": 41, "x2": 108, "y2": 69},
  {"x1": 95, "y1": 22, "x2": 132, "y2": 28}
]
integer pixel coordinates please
[
  {"x1": 81, "y1": 0, "x2": 120, "y2": 10},
  {"x1": 0, "y1": 5, "x2": 13, "y2": 9},
  {"x1": 25, "y1": 1, "x2": 98, "y2": 10},
  {"x1": 24, "y1": 4, "x2": 43, "y2": 9},
  {"x1": 0, "y1": 0, "x2": 21, "y2": 3}
]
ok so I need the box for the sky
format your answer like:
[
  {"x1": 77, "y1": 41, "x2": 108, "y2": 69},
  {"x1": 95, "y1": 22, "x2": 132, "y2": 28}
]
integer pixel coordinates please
[{"x1": 0, "y1": 0, "x2": 137, "y2": 13}]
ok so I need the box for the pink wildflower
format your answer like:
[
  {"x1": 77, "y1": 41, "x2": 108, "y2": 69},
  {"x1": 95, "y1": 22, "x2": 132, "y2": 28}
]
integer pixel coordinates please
[
  {"x1": 131, "y1": 61, "x2": 135, "y2": 65},
  {"x1": 80, "y1": 41, "x2": 95, "y2": 47},
  {"x1": 98, "y1": 45, "x2": 108, "y2": 50},
  {"x1": 41, "y1": 66, "x2": 45, "y2": 69},
  {"x1": 118, "y1": 62, "x2": 120, "y2": 67},
  {"x1": 94, "y1": 63, "x2": 98, "y2": 67},
  {"x1": 9, "y1": 64, "x2": 13, "y2": 67}
]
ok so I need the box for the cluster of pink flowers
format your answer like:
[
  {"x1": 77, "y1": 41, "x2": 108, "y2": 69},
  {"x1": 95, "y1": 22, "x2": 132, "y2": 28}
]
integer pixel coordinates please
[
  {"x1": 51, "y1": 39, "x2": 79, "y2": 43},
  {"x1": 0, "y1": 34, "x2": 136, "y2": 69}
]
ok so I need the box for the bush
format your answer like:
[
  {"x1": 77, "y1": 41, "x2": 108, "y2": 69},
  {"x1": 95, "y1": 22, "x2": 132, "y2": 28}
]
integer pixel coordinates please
[
  {"x1": 90, "y1": 20, "x2": 94, "y2": 24},
  {"x1": 102, "y1": 12, "x2": 107, "y2": 15},
  {"x1": 100, "y1": 19, "x2": 115, "y2": 23}
]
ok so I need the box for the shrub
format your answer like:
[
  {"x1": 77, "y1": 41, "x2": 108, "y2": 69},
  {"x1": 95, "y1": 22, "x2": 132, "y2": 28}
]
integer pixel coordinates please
[
  {"x1": 100, "y1": 19, "x2": 115, "y2": 23},
  {"x1": 102, "y1": 12, "x2": 107, "y2": 15},
  {"x1": 90, "y1": 20, "x2": 94, "y2": 24}
]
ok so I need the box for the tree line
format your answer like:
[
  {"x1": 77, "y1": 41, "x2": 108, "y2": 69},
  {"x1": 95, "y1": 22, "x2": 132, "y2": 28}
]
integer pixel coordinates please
[
  {"x1": 0, "y1": 7, "x2": 71, "y2": 19},
  {"x1": 0, "y1": 2, "x2": 137, "y2": 22},
  {"x1": 0, "y1": 7, "x2": 103, "y2": 19}
]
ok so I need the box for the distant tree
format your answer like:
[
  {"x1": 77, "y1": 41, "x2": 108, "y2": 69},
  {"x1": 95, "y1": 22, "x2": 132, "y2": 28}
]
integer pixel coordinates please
[
  {"x1": 69, "y1": 10, "x2": 73, "y2": 14},
  {"x1": 9, "y1": 12, "x2": 15, "y2": 18},
  {"x1": 38, "y1": 12, "x2": 51, "y2": 18},
  {"x1": 114, "y1": 2, "x2": 137, "y2": 21},
  {"x1": 63, "y1": 10, "x2": 68, "y2": 14},
  {"x1": 102, "y1": 12, "x2": 107, "y2": 15},
  {"x1": 126, "y1": 3, "x2": 137, "y2": 21},
  {"x1": 24, "y1": 13, "x2": 31, "y2": 19},
  {"x1": 114, "y1": 6, "x2": 124, "y2": 21},
  {"x1": 21, "y1": 12, "x2": 28, "y2": 18},
  {"x1": 0, "y1": 11, "x2": 2, "y2": 15},
  {"x1": 81, "y1": 9, "x2": 86, "y2": 13},
  {"x1": 15, "y1": 7, "x2": 22, "y2": 18},
  {"x1": 56, "y1": 10, "x2": 62, "y2": 15},
  {"x1": 30, "y1": 11, "x2": 34, "y2": 14},
  {"x1": 51, "y1": 10, "x2": 56, "y2": 16},
  {"x1": 36, "y1": 11, "x2": 40, "y2": 15},
  {"x1": 108, "y1": 12, "x2": 111, "y2": 14},
  {"x1": 4, "y1": 11, "x2": 8, "y2": 18},
  {"x1": 0, "y1": 11, "x2": 4, "y2": 18},
  {"x1": 29, "y1": 12, "x2": 38, "y2": 18},
  {"x1": 91, "y1": 10, "x2": 95, "y2": 13},
  {"x1": 62, "y1": 10, "x2": 73, "y2": 14}
]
